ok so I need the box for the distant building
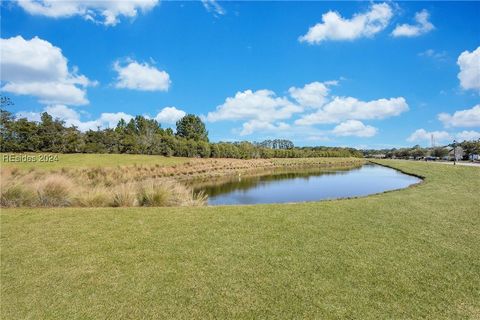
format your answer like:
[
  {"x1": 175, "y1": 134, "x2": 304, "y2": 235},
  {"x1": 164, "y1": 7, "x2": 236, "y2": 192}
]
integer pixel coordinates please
[
  {"x1": 447, "y1": 146, "x2": 464, "y2": 161},
  {"x1": 469, "y1": 154, "x2": 479, "y2": 161}
]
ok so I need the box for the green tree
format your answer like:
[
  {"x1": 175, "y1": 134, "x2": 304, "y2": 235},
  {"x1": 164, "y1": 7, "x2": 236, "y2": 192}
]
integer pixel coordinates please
[
  {"x1": 175, "y1": 114, "x2": 208, "y2": 142},
  {"x1": 461, "y1": 140, "x2": 480, "y2": 159},
  {"x1": 0, "y1": 108, "x2": 16, "y2": 152},
  {"x1": 431, "y1": 147, "x2": 449, "y2": 158},
  {"x1": 37, "y1": 112, "x2": 66, "y2": 152},
  {"x1": 409, "y1": 147, "x2": 426, "y2": 159}
]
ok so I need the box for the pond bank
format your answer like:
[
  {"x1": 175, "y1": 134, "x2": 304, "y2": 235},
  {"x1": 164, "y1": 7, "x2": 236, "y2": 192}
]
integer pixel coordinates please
[{"x1": 1, "y1": 157, "x2": 365, "y2": 208}]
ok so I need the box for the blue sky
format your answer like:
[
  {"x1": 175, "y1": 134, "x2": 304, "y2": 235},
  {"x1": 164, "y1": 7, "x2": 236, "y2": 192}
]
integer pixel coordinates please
[{"x1": 1, "y1": 1, "x2": 479, "y2": 148}]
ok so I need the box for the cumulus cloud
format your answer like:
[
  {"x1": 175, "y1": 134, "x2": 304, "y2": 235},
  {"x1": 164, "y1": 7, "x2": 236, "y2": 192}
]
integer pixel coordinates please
[
  {"x1": 205, "y1": 89, "x2": 304, "y2": 136},
  {"x1": 113, "y1": 60, "x2": 171, "y2": 91},
  {"x1": 201, "y1": 0, "x2": 225, "y2": 16},
  {"x1": 239, "y1": 120, "x2": 290, "y2": 136},
  {"x1": 438, "y1": 105, "x2": 480, "y2": 128},
  {"x1": 299, "y1": 3, "x2": 393, "y2": 44},
  {"x1": 205, "y1": 82, "x2": 409, "y2": 136},
  {"x1": 0, "y1": 36, "x2": 95, "y2": 105},
  {"x1": 16, "y1": 105, "x2": 96, "y2": 131},
  {"x1": 288, "y1": 81, "x2": 334, "y2": 108},
  {"x1": 457, "y1": 47, "x2": 480, "y2": 91},
  {"x1": 16, "y1": 105, "x2": 133, "y2": 131},
  {"x1": 15, "y1": 105, "x2": 186, "y2": 132},
  {"x1": 44, "y1": 104, "x2": 80, "y2": 121},
  {"x1": 206, "y1": 89, "x2": 302, "y2": 123},
  {"x1": 98, "y1": 112, "x2": 134, "y2": 128},
  {"x1": 332, "y1": 120, "x2": 378, "y2": 137},
  {"x1": 392, "y1": 10, "x2": 434, "y2": 37},
  {"x1": 15, "y1": 111, "x2": 42, "y2": 122},
  {"x1": 154, "y1": 107, "x2": 186, "y2": 124},
  {"x1": 407, "y1": 129, "x2": 452, "y2": 143},
  {"x1": 15, "y1": 0, "x2": 159, "y2": 26},
  {"x1": 456, "y1": 130, "x2": 480, "y2": 141},
  {"x1": 295, "y1": 96, "x2": 408, "y2": 125}
]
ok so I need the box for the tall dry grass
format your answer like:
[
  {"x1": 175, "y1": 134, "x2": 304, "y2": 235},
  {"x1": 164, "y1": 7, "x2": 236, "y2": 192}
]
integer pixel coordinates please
[
  {"x1": 1, "y1": 157, "x2": 363, "y2": 208},
  {"x1": 35, "y1": 174, "x2": 74, "y2": 207},
  {"x1": 0, "y1": 167, "x2": 207, "y2": 208},
  {"x1": 111, "y1": 183, "x2": 137, "y2": 207}
]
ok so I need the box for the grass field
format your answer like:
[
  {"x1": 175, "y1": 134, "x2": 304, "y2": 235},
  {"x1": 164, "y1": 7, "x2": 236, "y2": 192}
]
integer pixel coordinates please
[
  {"x1": 1, "y1": 160, "x2": 479, "y2": 319},
  {"x1": 0, "y1": 153, "x2": 189, "y2": 169}
]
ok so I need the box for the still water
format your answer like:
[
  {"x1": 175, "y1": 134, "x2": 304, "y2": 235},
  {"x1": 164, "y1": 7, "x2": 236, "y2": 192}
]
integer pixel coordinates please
[{"x1": 194, "y1": 163, "x2": 421, "y2": 205}]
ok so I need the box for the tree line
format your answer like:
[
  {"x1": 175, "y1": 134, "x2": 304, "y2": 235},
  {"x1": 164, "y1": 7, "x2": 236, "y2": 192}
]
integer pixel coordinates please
[{"x1": 0, "y1": 105, "x2": 362, "y2": 159}]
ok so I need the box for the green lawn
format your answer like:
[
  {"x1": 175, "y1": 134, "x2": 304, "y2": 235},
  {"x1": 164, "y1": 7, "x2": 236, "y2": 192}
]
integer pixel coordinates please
[
  {"x1": 0, "y1": 153, "x2": 189, "y2": 170},
  {"x1": 1, "y1": 160, "x2": 479, "y2": 319}
]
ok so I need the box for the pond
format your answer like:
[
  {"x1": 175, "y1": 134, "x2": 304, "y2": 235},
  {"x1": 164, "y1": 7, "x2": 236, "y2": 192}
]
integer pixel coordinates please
[{"x1": 193, "y1": 163, "x2": 421, "y2": 205}]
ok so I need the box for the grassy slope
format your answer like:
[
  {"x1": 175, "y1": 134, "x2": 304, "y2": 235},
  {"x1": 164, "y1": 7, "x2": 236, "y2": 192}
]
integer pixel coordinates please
[
  {"x1": 0, "y1": 153, "x2": 189, "y2": 169},
  {"x1": 1, "y1": 160, "x2": 479, "y2": 319}
]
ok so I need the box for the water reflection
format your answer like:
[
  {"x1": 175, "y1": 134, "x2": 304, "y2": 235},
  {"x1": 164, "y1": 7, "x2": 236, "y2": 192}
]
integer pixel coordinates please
[{"x1": 193, "y1": 163, "x2": 421, "y2": 205}]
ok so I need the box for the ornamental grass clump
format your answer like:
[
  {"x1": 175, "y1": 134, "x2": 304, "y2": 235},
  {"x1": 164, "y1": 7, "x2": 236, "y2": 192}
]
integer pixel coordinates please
[
  {"x1": 136, "y1": 180, "x2": 172, "y2": 207},
  {"x1": 0, "y1": 183, "x2": 36, "y2": 207},
  {"x1": 73, "y1": 187, "x2": 112, "y2": 207},
  {"x1": 35, "y1": 175, "x2": 74, "y2": 207},
  {"x1": 111, "y1": 183, "x2": 137, "y2": 207}
]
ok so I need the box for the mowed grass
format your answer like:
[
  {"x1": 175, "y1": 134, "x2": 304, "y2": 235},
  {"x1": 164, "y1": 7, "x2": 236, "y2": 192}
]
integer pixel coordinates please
[
  {"x1": 1, "y1": 160, "x2": 479, "y2": 319},
  {"x1": 0, "y1": 153, "x2": 189, "y2": 170}
]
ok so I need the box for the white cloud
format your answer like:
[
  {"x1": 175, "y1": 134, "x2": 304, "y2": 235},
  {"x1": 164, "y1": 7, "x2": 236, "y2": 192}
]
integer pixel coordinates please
[
  {"x1": 2, "y1": 82, "x2": 89, "y2": 106},
  {"x1": 407, "y1": 129, "x2": 452, "y2": 143},
  {"x1": 457, "y1": 47, "x2": 480, "y2": 91},
  {"x1": 299, "y1": 3, "x2": 393, "y2": 44},
  {"x1": 206, "y1": 89, "x2": 304, "y2": 136},
  {"x1": 206, "y1": 83, "x2": 409, "y2": 136},
  {"x1": 44, "y1": 104, "x2": 80, "y2": 121},
  {"x1": 14, "y1": 105, "x2": 189, "y2": 132},
  {"x1": 438, "y1": 105, "x2": 480, "y2": 128},
  {"x1": 16, "y1": 105, "x2": 95, "y2": 130},
  {"x1": 67, "y1": 119, "x2": 101, "y2": 131},
  {"x1": 456, "y1": 130, "x2": 480, "y2": 141},
  {"x1": 288, "y1": 81, "x2": 333, "y2": 108},
  {"x1": 295, "y1": 96, "x2": 408, "y2": 125},
  {"x1": 99, "y1": 112, "x2": 134, "y2": 128},
  {"x1": 392, "y1": 10, "x2": 434, "y2": 37},
  {"x1": 15, "y1": 0, "x2": 159, "y2": 26},
  {"x1": 15, "y1": 106, "x2": 134, "y2": 131},
  {"x1": 15, "y1": 111, "x2": 42, "y2": 122},
  {"x1": 201, "y1": 0, "x2": 225, "y2": 16},
  {"x1": 418, "y1": 49, "x2": 447, "y2": 62},
  {"x1": 0, "y1": 36, "x2": 95, "y2": 105},
  {"x1": 114, "y1": 60, "x2": 171, "y2": 91},
  {"x1": 332, "y1": 120, "x2": 377, "y2": 137},
  {"x1": 206, "y1": 89, "x2": 302, "y2": 123},
  {"x1": 239, "y1": 120, "x2": 290, "y2": 136},
  {"x1": 154, "y1": 107, "x2": 186, "y2": 124},
  {"x1": 306, "y1": 135, "x2": 331, "y2": 142}
]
